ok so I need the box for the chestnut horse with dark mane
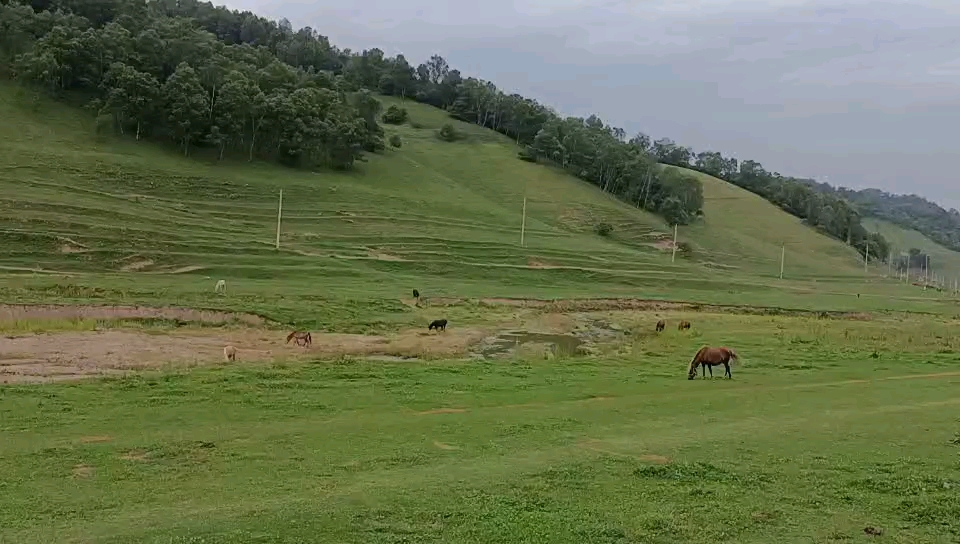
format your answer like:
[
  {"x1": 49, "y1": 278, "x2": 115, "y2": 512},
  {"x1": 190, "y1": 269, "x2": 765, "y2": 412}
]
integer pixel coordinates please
[{"x1": 687, "y1": 346, "x2": 738, "y2": 379}]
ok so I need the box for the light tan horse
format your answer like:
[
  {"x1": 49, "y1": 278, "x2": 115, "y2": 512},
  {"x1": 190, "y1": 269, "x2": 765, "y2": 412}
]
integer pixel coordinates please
[
  {"x1": 286, "y1": 331, "x2": 312, "y2": 347},
  {"x1": 687, "y1": 346, "x2": 737, "y2": 380},
  {"x1": 223, "y1": 345, "x2": 237, "y2": 362}
]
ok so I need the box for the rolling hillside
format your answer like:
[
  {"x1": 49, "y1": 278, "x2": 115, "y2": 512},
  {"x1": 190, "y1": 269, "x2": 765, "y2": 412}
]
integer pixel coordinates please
[
  {"x1": 863, "y1": 217, "x2": 960, "y2": 282},
  {"x1": 0, "y1": 82, "x2": 938, "y2": 316}
]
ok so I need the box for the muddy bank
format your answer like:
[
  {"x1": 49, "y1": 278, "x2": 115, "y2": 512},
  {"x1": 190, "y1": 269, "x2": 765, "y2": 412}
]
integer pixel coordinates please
[
  {"x1": 0, "y1": 304, "x2": 267, "y2": 326},
  {"x1": 426, "y1": 297, "x2": 872, "y2": 320},
  {"x1": 0, "y1": 327, "x2": 488, "y2": 383}
]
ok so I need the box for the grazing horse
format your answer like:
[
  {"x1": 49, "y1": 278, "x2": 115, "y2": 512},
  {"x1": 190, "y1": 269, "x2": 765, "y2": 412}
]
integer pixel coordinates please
[
  {"x1": 215, "y1": 279, "x2": 226, "y2": 294},
  {"x1": 428, "y1": 319, "x2": 448, "y2": 332},
  {"x1": 223, "y1": 345, "x2": 236, "y2": 362},
  {"x1": 678, "y1": 320, "x2": 691, "y2": 331},
  {"x1": 286, "y1": 331, "x2": 312, "y2": 347},
  {"x1": 413, "y1": 289, "x2": 420, "y2": 299},
  {"x1": 687, "y1": 346, "x2": 738, "y2": 380},
  {"x1": 655, "y1": 319, "x2": 665, "y2": 332}
]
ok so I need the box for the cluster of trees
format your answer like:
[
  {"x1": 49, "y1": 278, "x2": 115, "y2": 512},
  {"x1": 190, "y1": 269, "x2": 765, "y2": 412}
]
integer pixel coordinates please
[
  {"x1": 4, "y1": 0, "x2": 926, "y2": 255},
  {"x1": 0, "y1": 0, "x2": 704, "y2": 223},
  {"x1": 1, "y1": 0, "x2": 381, "y2": 168},
  {"x1": 895, "y1": 248, "x2": 930, "y2": 274}
]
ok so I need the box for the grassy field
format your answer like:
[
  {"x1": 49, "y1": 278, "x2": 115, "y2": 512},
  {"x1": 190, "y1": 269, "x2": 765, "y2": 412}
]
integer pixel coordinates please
[
  {"x1": 2, "y1": 311, "x2": 959, "y2": 543},
  {"x1": 1, "y1": 81, "x2": 955, "y2": 328},
  {"x1": 3, "y1": 80, "x2": 960, "y2": 543}
]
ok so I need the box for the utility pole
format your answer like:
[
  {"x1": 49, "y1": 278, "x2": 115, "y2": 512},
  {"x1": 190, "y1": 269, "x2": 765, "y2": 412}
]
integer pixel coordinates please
[
  {"x1": 520, "y1": 197, "x2": 527, "y2": 247},
  {"x1": 671, "y1": 224, "x2": 678, "y2": 263},
  {"x1": 779, "y1": 244, "x2": 785, "y2": 280},
  {"x1": 275, "y1": 188, "x2": 283, "y2": 250}
]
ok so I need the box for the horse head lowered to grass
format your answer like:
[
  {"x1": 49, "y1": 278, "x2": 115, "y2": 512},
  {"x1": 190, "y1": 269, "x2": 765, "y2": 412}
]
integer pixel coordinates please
[{"x1": 687, "y1": 346, "x2": 738, "y2": 380}]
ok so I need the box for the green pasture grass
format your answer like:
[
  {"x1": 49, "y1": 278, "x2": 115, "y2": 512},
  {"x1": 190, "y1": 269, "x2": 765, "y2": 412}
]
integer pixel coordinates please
[
  {"x1": 1, "y1": 312, "x2": 959, "y2": 543},
  {"x1": 1, "y1": 82, "x2": 952, "y2": 321}
]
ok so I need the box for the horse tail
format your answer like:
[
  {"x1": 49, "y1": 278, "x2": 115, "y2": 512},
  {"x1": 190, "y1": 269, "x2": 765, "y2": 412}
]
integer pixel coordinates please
[
  {"x1": 725, "y1": 347, "x2": 739, "y2": 366},
  {"x1": 688, "y1": 346, "x2": 708, "y2": 374},
  {"x1": 286, "y1": 331, "x2": 296, "y2": 344}
]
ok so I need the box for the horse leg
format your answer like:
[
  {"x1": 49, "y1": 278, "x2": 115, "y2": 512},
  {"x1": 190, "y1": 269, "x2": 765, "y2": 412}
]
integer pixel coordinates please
[
  {"x1": 724, "y1": 362, "x2": 731, "y2": 379},
  {"x1": 707, "y1": 364, "x2": 713, "y2": 378}
]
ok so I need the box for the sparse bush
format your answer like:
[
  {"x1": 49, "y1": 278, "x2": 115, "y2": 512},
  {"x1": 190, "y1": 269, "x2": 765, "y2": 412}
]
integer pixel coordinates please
[
  {"x1": 517, "y1": 149, "x2": 537, "y2": 162},
  {"x1": 437, "y1": 123, "x2": 460, "y2": 142},
  {"x1": 382, "y1": 105, "x2": 408, "y2": 125},
  {"x1": 595, "y1": 222, "x2": 614, "y2": 237},
  {"x1": 389, "y1": 134, "x2": 402, "y2": 148}
]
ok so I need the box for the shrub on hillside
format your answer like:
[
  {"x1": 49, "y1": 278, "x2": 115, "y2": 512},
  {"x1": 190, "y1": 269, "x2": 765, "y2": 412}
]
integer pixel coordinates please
[
  {"x1": 517, "y1": 149, "x2": 537, "y2": 162},
  {"x1": 382, "y1": 105, "x2": 408, "y2": 125},
  {"x1": 389, "y1": 134, "x2": 402, "y2": 148},
  {"x1": 595, "y1": 222, "x2": 614, "y2": 237},
  {"x1": 437, "y1": 123, "x2": 460, "y2": 142}
]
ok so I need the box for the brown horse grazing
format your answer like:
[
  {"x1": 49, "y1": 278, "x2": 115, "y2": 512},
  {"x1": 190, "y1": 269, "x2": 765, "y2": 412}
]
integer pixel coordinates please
[
  {"x1": 687, "y1": 346, "x2": 738, "y2": 380},
  {"x1": 286, "y1": 331, "x2": 312, "y2": 347},
  {"x1": 678, "y1": 320, "x2": 691, "y2": 331},
  {"x1": 655, "y1": 319, "x2": 665, "y2": 332}
]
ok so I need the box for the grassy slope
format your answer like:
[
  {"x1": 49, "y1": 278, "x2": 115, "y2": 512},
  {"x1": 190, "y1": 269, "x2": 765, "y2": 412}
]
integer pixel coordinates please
[
  {"x1": 2, "y1": 312, "x2": 959, "y2": 543},
  {"x1": 863, "y1": 217, "x2": 960, "y2": 281},
  {"x1": 0, "y1": 83, "x2": 949, "y2": 320}
]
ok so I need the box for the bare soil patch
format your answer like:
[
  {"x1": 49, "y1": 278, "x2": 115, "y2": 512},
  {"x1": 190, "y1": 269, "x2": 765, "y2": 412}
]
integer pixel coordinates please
[
  {"x1": 72, "y1": 464, "x2": 95, "y2": 479},
  {"x1": 432, "y1": 297, "x2": 873, "y2": 320},
  {"x1": 120, "y1": 259, "x2": 154, "y2": 272},
  {"x1": 417, "y1": 408, "x2": 467, "y2": 415},
  {"x1": 0, "y1": 326, "x2": 488, "y2": 383},
  {"x1": 0, "y1": 304, "x2": 266, "y2": 326},
  {"x1": 119, "y1": 449, "x2": 149, "y2": 462},
  {"x1": 79, "y1": 435, "x2": 112, "y2": 444}
]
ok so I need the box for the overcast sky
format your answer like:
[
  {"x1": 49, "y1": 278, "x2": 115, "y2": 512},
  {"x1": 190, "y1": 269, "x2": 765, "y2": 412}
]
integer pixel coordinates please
[{"x1": 223, "y1": 0, "x2": 960, "y2": 210}]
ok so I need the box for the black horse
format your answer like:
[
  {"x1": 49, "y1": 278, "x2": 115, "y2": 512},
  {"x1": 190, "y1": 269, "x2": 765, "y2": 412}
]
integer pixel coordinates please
[{"x1": 428, "y1": 319, "x2": 448, "y2": 332}]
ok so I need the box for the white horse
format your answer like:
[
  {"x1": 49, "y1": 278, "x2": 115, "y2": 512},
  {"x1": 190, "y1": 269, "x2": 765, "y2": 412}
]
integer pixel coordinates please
[{"x1": 215, "y1": 279, "x2": 226, "y2": 294}]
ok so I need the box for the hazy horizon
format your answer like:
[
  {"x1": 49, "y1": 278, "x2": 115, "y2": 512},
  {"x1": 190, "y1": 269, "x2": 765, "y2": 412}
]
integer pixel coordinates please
[{"x1": 222, "y1": 0, "x2": 960, "y2": 211}]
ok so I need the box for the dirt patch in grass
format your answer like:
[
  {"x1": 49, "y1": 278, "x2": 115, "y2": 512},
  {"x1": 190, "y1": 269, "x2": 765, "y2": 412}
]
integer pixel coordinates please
[
  {"x1": 72, "y1": 464, "x2": 95, "y2": 479},
  {"x1": 79, "y1": 435, "x2": 112, "y2": 444},
  {"x1": 428, "y1": 296, "x2": 874, "y2": 320},
  {"x1": 119, "y1": 259, "x2": 154, "y2": 272},
  {"x1": 119, "y1": 449, "x2": 149, "y2": 461},
  {"x1": 59, "y1": 244, "x2": 88, "y2": 254},
  {"x1": 417, "y1": 408, "x2": 468, "y2": 415},
  {"x1": 0, "y1": 304, "x2": 267, "y2": 326},
  {"x1": 164, "y1": 265, "x2": 206, "y2": 274},
  {"x1": 0, "y1": 326, "x2": 489, "y2": 383}
]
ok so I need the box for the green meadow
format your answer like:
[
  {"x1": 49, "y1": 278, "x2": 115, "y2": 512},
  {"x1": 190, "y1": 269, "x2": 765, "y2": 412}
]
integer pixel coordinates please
[{"x1": 1, "y1": 83, "x2": 959, "y2": 543}]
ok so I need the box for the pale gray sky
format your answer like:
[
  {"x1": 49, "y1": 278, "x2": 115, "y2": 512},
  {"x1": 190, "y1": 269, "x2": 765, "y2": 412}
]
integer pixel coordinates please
[{"x1": 224, "y1": 0, "x2": 960, "y2": 210}]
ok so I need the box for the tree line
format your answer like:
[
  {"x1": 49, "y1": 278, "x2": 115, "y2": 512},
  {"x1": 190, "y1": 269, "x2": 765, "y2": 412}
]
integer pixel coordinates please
[{"x1": 1, "y1": 0, "x2": 904, "y2": 259}]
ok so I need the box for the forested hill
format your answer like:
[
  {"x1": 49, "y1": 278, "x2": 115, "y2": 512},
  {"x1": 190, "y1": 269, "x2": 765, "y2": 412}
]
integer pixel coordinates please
[
  {"x1": 0, "y1": 0, "x2": 896, "y2": 263},
  {"x1": 800, "y1": 180, "x2": 960, "y2": 254}
]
